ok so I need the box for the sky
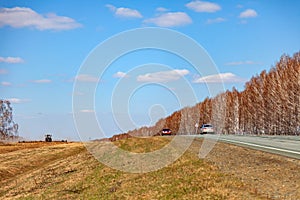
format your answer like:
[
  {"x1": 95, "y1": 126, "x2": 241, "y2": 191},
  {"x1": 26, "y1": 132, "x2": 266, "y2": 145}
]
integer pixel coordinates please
[{"x1": 0, "y1": 0, "x2": 299, "y2": 141}]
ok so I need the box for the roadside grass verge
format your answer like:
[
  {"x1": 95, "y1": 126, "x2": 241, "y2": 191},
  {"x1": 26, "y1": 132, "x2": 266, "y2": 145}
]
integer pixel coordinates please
[
  {"x1": 56, "y1": 137, "x2": 257, "y2": 200},
  {"x1": 2, "y1": 137, "x2": 278, "y2": 199}
]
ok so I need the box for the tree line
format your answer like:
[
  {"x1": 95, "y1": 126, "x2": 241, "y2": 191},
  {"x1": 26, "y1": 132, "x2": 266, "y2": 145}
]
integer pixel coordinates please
[{"x1": 124, "y1": 51, "x2": 300, "y2": 137}]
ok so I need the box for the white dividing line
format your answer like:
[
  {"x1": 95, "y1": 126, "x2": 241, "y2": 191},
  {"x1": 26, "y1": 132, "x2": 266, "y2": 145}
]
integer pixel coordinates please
[{"x1": 220, "y1": 138, "x2": 300, "y2": 155}]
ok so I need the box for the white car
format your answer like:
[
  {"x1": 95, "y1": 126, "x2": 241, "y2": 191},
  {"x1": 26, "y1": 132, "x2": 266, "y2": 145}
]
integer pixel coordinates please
[{"x1": 200, "y1": 124, "x2": 214, "y2": 134}]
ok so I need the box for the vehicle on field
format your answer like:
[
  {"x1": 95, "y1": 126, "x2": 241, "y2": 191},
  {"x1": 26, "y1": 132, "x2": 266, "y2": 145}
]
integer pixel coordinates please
[
  {"x1": 161, "y1": 128, "x2": 172, "y2": 136},
  {"x1": 45, "y1": 134, "x2": 52, "y2": 142},
  {"x1": 200, "y1": 124, "x2": 214, "y2": 134}
]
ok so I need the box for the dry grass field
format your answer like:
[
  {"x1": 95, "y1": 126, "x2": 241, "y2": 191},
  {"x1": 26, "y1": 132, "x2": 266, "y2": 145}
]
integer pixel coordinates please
[{"x1": 0, "y1": 137, "x2": 299, "y2": 199}]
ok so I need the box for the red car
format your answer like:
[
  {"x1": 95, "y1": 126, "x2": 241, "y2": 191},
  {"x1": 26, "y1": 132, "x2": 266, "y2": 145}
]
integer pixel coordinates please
[{"x1": 161, "y1": 128, "x2": 172, "y2": 136}]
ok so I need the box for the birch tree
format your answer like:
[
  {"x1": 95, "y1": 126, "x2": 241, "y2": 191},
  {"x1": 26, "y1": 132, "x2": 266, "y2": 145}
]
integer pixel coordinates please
[{"x1": 0, "y1": 100, "x2": 18, "y2": 139}]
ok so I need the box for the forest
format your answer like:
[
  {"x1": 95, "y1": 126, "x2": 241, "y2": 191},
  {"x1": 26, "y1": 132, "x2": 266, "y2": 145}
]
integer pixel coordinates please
[{"x1": 126, "y1": 52, "x2": 300, "y2": 137}]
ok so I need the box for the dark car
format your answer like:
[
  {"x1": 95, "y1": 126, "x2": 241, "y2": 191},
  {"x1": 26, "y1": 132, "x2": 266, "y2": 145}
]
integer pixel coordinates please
[{"x1": 161, "y1": 128, "x2": 172, "y2": 136}]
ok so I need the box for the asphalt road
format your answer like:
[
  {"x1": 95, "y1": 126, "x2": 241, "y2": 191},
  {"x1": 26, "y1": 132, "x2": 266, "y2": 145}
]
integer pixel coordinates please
[{"x1": 194, "y1": 134, "x2": 300, "y2": 160}]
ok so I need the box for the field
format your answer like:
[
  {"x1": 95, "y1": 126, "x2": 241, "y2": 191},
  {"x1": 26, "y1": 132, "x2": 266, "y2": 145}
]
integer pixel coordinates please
[{"x1": 0, "y1": 137, "x2": 299, "y2": 199}]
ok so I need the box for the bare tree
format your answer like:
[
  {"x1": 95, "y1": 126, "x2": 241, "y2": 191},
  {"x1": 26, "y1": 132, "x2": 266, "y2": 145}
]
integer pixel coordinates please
[{"x1": 0, "y1": 100, "x2": 18, "y2": 139}]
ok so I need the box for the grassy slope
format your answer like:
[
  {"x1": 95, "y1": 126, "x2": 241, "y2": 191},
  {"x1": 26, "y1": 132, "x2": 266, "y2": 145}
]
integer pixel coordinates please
[
  {"x1": 1, "y1": 137, "x2": 258, "y2": 200},
  {"x1": 2, "y1": 137, "x2": 299, "y2": 199}
]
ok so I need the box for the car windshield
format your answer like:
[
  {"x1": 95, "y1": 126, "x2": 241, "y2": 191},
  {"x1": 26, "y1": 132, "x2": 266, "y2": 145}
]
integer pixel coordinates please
[
  {"x1": 163, "y1": 129, "x2": 170, "y2": 131},
  {"x1": 203, "y1": 124, "x2": 212, "y2": 128}
]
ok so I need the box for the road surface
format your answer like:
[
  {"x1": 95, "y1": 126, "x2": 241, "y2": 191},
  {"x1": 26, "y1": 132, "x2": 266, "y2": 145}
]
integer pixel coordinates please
[{"x1": 194, "y1": 134, "x2": 300, "y2": 160}]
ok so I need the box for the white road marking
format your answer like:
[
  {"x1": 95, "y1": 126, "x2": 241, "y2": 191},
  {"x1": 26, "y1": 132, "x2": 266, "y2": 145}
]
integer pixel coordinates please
[{"x1": 220, "y1": 138, "x2": 300, "y2": 155}]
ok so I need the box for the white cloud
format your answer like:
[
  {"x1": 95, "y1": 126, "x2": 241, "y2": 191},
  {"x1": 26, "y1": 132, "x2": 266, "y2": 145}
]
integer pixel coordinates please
[
  {"x1": 156, "y1": 7, "x2": 169, "y2": 12},
  {"x1": 186, "y1": 1, "x2": 221, "y2": 13},
  {"x1": 106, "y1": 4, "x2": 142, "y2": 18},
  {"x1": 0, "y1": 69, "x2": 8, "y2": 74},
  {"x1": 1, "y1": 81, "x2": 12, "y2": 86},
  {"x1": 113, "y1": 71, "x2": 128, "y2": 78},
  {"x1": 106, "y1": 4, "x2": 116, "y2": 11},
  {"x1": 0, "y1": 7, "x2": 82, "y2": 31},
  {"x1": 193, "y1": 73, "x2": 246, "y2": 83},
  {"x1": 31, "y1": 79, "x2": 52, "y2": 83},
  {"x1": 74, "y1": 74, "x2": 99, "y2": 83},
  {"x1": 144, "y1": 12, "x2": 192, "y2": 27},
  {"x1": 137, "y1": 69, "x2": 189, "y2": 83},
  {"x1": 116, "y1": 8, "x2": 142, "y2": 18},
  {"x1": 239, "y1": 9, "x2": 258, "y2": 18},
  {"x1": 225, "y1": 60, "x2": 259, "y2": 66},
  {"x1": 80, "y1": 109, "x2": 95, "y2": 113},
  {"x1": 7, "y1": 98, "x2": 30, "y2": 104},
  {"x1": 0, "y1": 56, "x2": 24, "y2": 63},
  {"x1": 206, "y1": 17, "x2": 226, "y2": 24}
]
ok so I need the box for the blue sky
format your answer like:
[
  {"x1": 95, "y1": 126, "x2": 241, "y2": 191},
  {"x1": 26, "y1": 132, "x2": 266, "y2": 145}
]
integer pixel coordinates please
[{"x1": 0, "y1": 0, "x2": 299, "y2": 141}]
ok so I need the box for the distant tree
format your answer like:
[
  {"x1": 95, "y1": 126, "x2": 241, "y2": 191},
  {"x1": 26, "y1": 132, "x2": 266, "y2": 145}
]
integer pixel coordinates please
[{"x1": 0, "y1": 100, "x2": 18, "y2": 139}]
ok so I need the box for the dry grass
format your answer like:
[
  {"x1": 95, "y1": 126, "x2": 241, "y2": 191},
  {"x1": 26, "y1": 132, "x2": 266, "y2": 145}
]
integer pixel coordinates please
[
  {"x1": 75, "y1": 137, "x2": 254, "y2": 200},
  {"x1": 0, "y1": 141, "x2": 68, "y2": 154},
  {"x1": 0, "y1": 142, "x2": 85, "y2": 195},
  {"x1": 204, "y1": 141, "x2": 300, "y2": 199},
  {"x1": 0, "y1": 137, "x2": 299, "y2": 199},
  {"x1": 114, "y1": 136, "x2": 170, "y2": 153}
]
